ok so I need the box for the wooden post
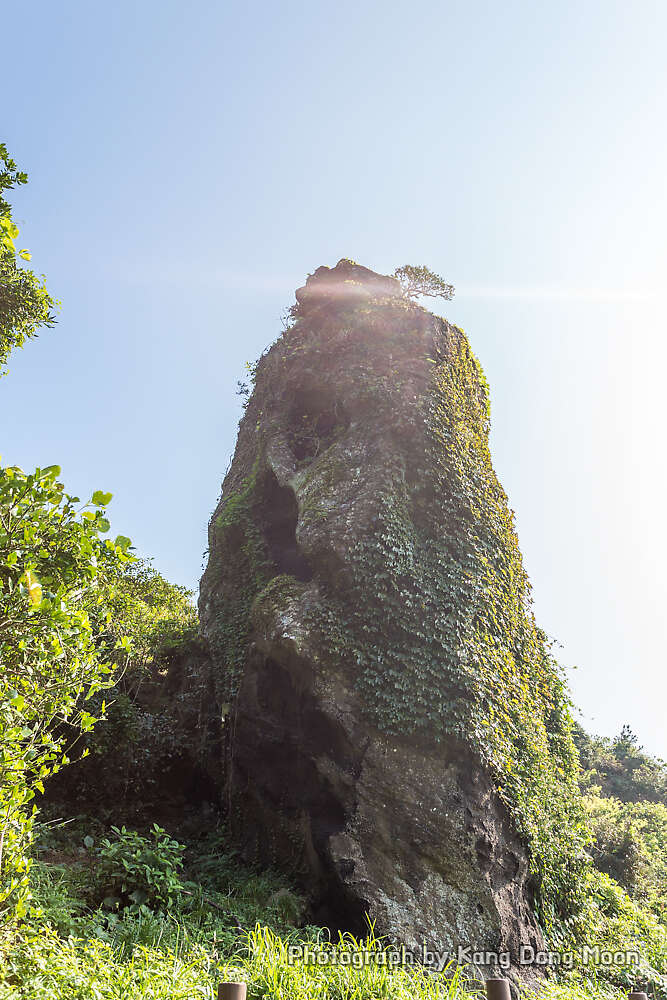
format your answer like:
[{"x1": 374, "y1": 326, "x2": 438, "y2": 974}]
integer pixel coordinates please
[
  {"x1": 485, "y1": 978, "x2": 511, "y2": 1000},
  {"x1": 628, "y1": 993, "x2": 648, "y2": 1000},
  {"x1": 218, "y1": 983, "x2": 247, "y2": 1000}
]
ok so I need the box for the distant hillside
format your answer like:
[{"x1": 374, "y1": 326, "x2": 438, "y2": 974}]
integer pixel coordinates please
[
  {"x1": 574, "y1": 723, "x2": 667, "y2": 804},
  {"x1": 575, "y1": 723, "x2": 667, "y2": 923}
]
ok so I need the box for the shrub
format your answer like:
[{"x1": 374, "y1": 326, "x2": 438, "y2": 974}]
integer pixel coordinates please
[
  {"x1": 97, "y1": 825, "x2": 186, "y2": 912},
  {"x1": 0, "y1": 464, "x2": 130, "y2": 918}
]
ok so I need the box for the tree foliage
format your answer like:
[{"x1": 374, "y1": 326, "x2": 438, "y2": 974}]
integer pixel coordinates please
[
  {"x1": 575, "y1": 723, "x2": 667, "y2": 927},
  {"x1": 574, "y1": 723, "x2": 667, "y2": 805},
  {"x1": 43, "y1": 559, "x2": 201, "y2": 823},
  {"x1": 0, "y1": 463, "x2": 131, "y2": 916},
  {"x1": 585, "y1": 792, "x2": 667, "y2": 922},
  {"x1": 393, "y1": 264, "x2": 454, "y2": 302},
  {"x1": 0, "y1": 144, "x2": 55, "y2": 373},
  {"x1": 100, "y1": 557, "x2": 198, "y2": 672}
]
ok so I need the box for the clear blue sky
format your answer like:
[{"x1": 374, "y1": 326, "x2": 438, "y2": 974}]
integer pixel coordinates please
[{"x1": 3, "y1": 1, "x2": 666, "y2": 757}]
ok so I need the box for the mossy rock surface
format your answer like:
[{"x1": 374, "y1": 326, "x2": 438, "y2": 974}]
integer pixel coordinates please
[{"x1": 199, "y1": 260, "x2": 588, "y2": 969}]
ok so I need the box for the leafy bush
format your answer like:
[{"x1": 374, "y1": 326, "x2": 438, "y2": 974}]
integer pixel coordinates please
[
  {"x1": 0, "y1": 464, "x2": 130, "y2": 918},
  {"x1": 584, "y1": 792, "x2": 667, "y2": 921},
  {"x1": 553, "y1": 868, "x2": 667, "y2": 995},
  {"x1": 28, "y1": 823, "x2": 309, "y2": 958},
  {"x1": 97, "y1": 825, "x2": 186, "y2": 912}
]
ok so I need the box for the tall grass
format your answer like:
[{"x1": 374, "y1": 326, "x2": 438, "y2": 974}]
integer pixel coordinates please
[
  {"x1": 2, "y1": 918, "x2": 655, "y2": 1000},
  {"x1": 0, "y1": 927, "x2": 216, "y2": 999},
  {"x1": 221, "y1": 925, "x2": 483, "y2": 1000},
  {"x1": 0, "y1": 922, "x2": 483, "y2": 1000}
]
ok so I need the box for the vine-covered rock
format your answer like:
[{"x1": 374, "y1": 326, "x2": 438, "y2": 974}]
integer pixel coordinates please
[{"x1": 199, "y1": 259, "x2": 588, "y2": 968}]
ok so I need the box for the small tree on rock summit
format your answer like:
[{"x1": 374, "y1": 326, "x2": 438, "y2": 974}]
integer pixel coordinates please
[{"x1": 393, "y1": 264, "x2": 454, "y2": 302}]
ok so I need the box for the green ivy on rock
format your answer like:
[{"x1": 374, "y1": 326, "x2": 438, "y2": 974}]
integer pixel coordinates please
[{"x1": 204, "y1": 291, "x2": 592, "y2": 942}]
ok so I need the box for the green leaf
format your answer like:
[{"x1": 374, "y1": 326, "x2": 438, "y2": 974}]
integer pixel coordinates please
[{"x1": 92, "y1": 490, "x2": 113, "y2": 506}]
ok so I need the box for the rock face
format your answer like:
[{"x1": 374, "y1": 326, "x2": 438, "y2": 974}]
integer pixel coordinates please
[{"x1": 199, "y1": 260, "x2": 580, "y2": 970}]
